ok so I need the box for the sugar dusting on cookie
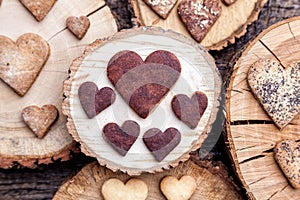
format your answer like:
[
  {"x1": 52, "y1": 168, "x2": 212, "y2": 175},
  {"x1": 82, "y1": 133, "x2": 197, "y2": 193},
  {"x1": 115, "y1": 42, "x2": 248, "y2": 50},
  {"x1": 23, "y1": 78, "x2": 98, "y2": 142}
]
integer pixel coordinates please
[{"x1": 144, "y1": 0, "x2": 177, "y2": 19}]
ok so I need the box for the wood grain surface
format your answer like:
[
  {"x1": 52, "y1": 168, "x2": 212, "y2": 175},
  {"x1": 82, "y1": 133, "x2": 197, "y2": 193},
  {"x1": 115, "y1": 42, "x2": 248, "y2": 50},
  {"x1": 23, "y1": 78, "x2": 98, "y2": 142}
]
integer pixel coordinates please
[
  {"x1": 0, "y1": 0, "x2": 299, "y2": 199},
  {"x1": 227, "y1": 17, "x2": 300, "y2": 199}
]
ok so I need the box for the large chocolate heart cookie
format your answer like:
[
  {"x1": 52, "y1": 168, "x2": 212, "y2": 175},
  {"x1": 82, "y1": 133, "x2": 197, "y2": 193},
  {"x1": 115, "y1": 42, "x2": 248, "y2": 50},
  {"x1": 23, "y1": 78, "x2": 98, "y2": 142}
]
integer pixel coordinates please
[
  {"x1": 143, "y1": 0, "x2": 178, "y2": 19},
  {"x1": 248, "y1": 59, "x2": 300, "y2": 129},
  {"x1": 172, "y1": 91, "x2": 208, "y2": 129},
  {"x1": 19, "y1": 0, "x2": 57, "y2": 21},
  {"x1": 0, "y1": 33, "x2": 50, "y2": 96},
  {"x1": 274, "y1": 139, "x2": 300, "y2": 188},
  {"x1": 178, "y1": 0, "x2": 222, "y2": 42},
  {"x1": 22, "y1": 104, "x2": 58, "y2": 138},
  {"x1": 103, "y1": 120, "x2": 140, "y2": 156},
  {"x1": 143, "y1": 127, "x2": 181, "y2": 161},
  {"x1": 107, "y1": 50, "x2": 181, "y2": 119},
  {"x1": 78, "y1": 82, "x2": 116, "y2": 119}
]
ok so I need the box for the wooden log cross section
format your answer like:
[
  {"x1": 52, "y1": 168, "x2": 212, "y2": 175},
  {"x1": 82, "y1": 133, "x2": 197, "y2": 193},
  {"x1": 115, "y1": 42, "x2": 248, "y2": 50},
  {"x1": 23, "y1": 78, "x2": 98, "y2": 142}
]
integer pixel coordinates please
[
  {"x1": 227, "y1": 17, "x2": 300, "y2": 199},
  {"x1": 0, "y1": 0, "x2": 117, "y2": 168}
]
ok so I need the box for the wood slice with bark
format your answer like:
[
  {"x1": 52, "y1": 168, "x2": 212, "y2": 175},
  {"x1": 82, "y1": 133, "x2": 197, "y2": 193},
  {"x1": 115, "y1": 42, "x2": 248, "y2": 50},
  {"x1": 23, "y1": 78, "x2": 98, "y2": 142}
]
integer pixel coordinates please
[
  {"x1": 53, "y1": 158, "x2": 242, "y2": 200},
  {"x1": 131, "y1": 0, "x2": 268, "y2": 50},
  {"x1": 0, "y1": 0, "x2": 118, "y2": 168},
  {"x1": 226, "y1": 17, "x2": 300, "y2": 199},
  {"x1": 62, "y1": 27, "x2": 222, "y2": 175}
]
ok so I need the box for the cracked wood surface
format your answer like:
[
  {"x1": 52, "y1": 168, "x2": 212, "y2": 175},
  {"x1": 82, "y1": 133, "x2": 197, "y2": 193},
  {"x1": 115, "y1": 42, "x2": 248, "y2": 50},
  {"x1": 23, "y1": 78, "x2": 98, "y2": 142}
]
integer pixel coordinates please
[
  {"x1": 227, "y1": 17, "x2": 300, "y2": 199},
  {"x1": 53, "y1": 159, "x2": 241, "y2": 200},
  {"x1": 0, "y1": 0, "x2": 117, "y2": 168}
]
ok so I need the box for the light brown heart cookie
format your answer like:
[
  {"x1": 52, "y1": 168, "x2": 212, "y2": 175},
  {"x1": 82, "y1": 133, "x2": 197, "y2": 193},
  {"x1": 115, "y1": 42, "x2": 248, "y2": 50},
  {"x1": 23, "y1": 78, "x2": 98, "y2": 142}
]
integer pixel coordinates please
[
  {"x1": 102, "y1": 178, "x2": 148, "y2": 200},
  {"x1": 0, "y1": 33, "x2": 50, "y2": 96},
  {"x1": 66, "y1": 16, "x2": 90, "y2": 40},
  {"x1": 19, "y1": 0, "x2": 57, "y2": 22},
  {"x1": 22, "y1": 105, "x2": 58, "y2": 138},
  {"x1": 274, "y1": 139, "x2": 300, "y2": 189},
  {"x1": 178, "y1": 0, "x2": 222, "y2": 42},
  {"x1": 160, "y1": 175, "x2": 197, "y2": 200},
  {"x1": 248, "y1": 59, "x2": 300, "y2": 129},
  {"x1": 143, "y1": 0, "x2": 177, "y2": 19}
]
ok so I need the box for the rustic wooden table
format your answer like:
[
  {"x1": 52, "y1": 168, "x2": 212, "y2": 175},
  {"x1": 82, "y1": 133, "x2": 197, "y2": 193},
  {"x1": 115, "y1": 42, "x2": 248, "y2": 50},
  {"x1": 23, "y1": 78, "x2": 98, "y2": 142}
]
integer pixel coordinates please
[{"x1": 0, "y1": 0, "x2": 299, "y2": 199}]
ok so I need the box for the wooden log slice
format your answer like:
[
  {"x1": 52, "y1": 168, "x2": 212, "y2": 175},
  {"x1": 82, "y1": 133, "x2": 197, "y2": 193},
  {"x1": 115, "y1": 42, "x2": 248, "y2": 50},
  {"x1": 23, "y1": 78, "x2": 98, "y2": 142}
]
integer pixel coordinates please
[
  {"x1": 226, "y1": 16, "x2": 300, "y2": 199},
  {"x1": 0, "y1": 0, "x2": 118, "y2": 168},
  {"x1": 62, "y1": 27, "x2": 222, "y2": 175},
  {"x1": 131, "y1": 0, "x2": 267, "y2": 50},
  {"x1": 53, "y1": 159, "x2": 242, "y2": 200}
]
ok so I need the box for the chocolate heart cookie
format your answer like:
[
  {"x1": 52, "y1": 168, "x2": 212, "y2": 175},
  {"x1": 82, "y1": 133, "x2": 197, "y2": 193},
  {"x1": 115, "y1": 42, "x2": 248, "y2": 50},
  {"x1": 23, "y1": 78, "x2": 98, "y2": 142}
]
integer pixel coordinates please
[
  {"x1": 143, "y1": 127, "x2": 181, "y2": 161},
  {"x1": 107, "y1": 50, "x2": 181, "y2": 119},
  {"x1": 274, "y1": 139, "x2": 300, "y2": 188},
  {"x1": 22, "y1": 104, "x2": 58, "y2": 138},
  {"x1": 178, "y1": 0, "x2": 222, "y2": 42},
  {"x1": 0, "y1": 33, "x2": 50, "y2": 96},
  {"x1": 248, "y1": 59, "x2": 300, "y2": 129},
  {"x1": 103, "y1": 120, "x2": 140, "y2": 156},
  {"x1": 66, "y1": 16, "x2": 90, "y2": 40},
  {"x1": 172, "y1": 91, "x2": 208, "y2": 129},
  {"x1": 143, "y1": 0, "x2": 177, "y2": 19},
  {"x1": 78, "y1": 82, "x2": 115, "y2": 119},
  {"x1": 19, "y1": 0, "x2": 57, "y2": 21}
]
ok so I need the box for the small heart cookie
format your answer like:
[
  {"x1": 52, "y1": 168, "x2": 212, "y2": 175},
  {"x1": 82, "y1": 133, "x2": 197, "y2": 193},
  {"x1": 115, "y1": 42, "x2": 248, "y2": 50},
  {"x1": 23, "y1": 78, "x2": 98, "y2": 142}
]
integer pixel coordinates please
[
  {"x1": 102, "y1": 178, "x2": 148, "y2": 200},
  {"x1": 103, "y1": 120, "x2": 140, "y2": 156},
  {"x1": 248, "y1": 59, "x2": 300, "y2": 129},
  {"x1": 143, "y1": 127, "x2": 181, "y2": 162},
  {"x1": 66, "y1": 16, "x2": 90, "y2": 40},
  {"x1": 274, "y1": 139, "x2": 300, "y2": 188},
  {"x1": 19, "y1": 0, "x2": 57, "y2": 21},
  {"x1": 172, "y1": 91, "x2": 208, "y2": 129},
  {"x1": 160, "y1": 175, "x2": 197, "y2": 200},
  {"x1": 78, "y1": 82, "x2": 116, "y2": 119},
  {"x1": 22, "y1": 105, "x2": 58, "y2": 138},
  {"x1": 222, "y1": 0, "x2": 237, "y2": 6},
  {"x1": 143, "y1": 0, "x2": 178, "y2": 19},
  {"x1": 178, "y1": 0, "x2": 222, "y2": 42},
  {"x1": 0, "y1": 33, "x2": 50, "y2": 96},
  {"x1": 107, "y1": 50, "x2": 181, "y2": 119}
]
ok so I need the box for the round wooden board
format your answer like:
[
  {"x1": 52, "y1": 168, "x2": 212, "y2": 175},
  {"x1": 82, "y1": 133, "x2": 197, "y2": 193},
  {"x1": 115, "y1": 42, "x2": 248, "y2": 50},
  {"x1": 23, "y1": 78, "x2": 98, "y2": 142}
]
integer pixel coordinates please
[
  {"x1": 131, "y1": 0, "x2": 267, "y2": 50},
  {"x1": 226, "y1": 16, "x2": 300, "y2": 199},
  {"x1": 53, "y1": 159, "x2": 241, "y2": 200},
  {"x1": 0, "y1": 0, "x2": 118, "y2": 168},
  {"x1": 63, "y1": 27, "x2": 222, "y2": 175}
]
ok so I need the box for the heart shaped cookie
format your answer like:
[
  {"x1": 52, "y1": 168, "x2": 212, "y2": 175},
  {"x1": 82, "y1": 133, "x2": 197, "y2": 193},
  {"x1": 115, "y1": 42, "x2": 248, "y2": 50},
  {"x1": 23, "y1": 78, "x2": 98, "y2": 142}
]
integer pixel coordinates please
[
  {"x1": 274, "y1": 139, "x2": 300, "y2": 188},
  {"x1": 143, "y1": 127, "x2": 181, "y2": 162},
  {"x1": 102, "y1": 178, "x2": 148, "y2": 200},
  {"x1": 66, "y1": 16, "x2": 90, "y2": 40},
  {"x1": 160, "y1": 175, "x2": 197, "y2": 200},
  {"x1": 0, "y1": 33, "x2": 50, "y2": 96},
  {"x1": 78, "y1": 82, "x2": 116, "y2": 119},
  {"x1": 178, "y1": 0, "x2": 222, "y2": 42},
  {"x1": 107, "y1": 50, "x2": 181, "y2": 119},
  {"x1": 143, "y1": 0, "x2": 178, "y2": 19},
  {"x1": 172, "y1": 91, "x2": 208, "y2": 129},
  {"x1": 248, "y1": 59, "x2": 300, "y2": 129},
  {"x1": 222, "y1": 0, "x2": 237, "y2": 6},
  {"x1": 19, "y1": 0, "x2": 57, "y2": 21},
  {"x1": 103, "y1": 120, "x2": 140, "y2": 156},
  {"x1": 22, "y1": 104, "x2": 58, "y2": 138}
]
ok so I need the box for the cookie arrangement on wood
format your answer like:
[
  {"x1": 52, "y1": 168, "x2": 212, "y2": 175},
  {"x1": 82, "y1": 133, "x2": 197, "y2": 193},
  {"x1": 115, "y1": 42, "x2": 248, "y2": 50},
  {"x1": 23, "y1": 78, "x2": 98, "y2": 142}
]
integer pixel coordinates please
[
  {"x1": 63, "y1": 27, "x2": 221, "y2": 174},
  {"x1": 227, "y1": 17, "x2": 300, "y2": 199},
  {"x1": 0, "y1": 0, "x2": 118, "y2": 168}
]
